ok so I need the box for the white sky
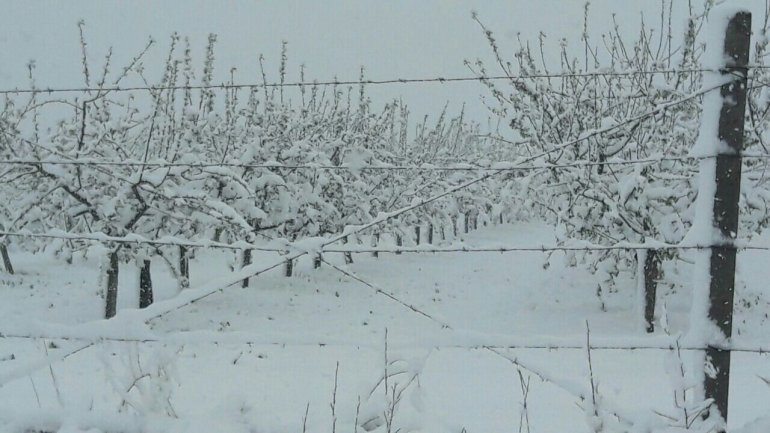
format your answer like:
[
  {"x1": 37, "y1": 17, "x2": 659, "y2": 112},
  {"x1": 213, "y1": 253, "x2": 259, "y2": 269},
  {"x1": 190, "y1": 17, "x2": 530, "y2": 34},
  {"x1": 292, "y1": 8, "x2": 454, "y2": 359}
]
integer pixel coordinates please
[{"x1": 1, "y1": 0, "x2": 767, "y2": 124}]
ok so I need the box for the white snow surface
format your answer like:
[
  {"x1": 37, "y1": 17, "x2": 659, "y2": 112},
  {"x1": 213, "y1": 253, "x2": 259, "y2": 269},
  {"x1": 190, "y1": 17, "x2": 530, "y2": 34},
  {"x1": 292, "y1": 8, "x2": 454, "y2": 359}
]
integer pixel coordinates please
[{"x1": 1, "y1": 223, "x2": 768, "y2": 432}]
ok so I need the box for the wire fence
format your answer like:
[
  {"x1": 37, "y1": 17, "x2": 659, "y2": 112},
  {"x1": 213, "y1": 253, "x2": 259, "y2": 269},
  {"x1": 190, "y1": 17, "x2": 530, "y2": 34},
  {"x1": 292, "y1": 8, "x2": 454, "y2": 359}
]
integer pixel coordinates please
[{"x1": 1, "y1": 57, "x2": 769, "y2": 401}]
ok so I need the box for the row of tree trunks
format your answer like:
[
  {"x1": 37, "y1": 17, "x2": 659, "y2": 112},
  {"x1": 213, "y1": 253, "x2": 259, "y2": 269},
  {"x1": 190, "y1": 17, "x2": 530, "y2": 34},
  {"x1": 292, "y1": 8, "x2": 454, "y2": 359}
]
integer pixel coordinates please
[{"x1": 104, "y1": 252, "x2": 155, "y2": 319}]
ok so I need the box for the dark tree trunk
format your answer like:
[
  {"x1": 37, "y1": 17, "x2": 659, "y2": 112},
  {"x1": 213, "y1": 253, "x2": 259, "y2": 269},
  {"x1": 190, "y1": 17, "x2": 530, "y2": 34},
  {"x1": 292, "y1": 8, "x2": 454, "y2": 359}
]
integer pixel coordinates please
[
  {"x1": 285, "y1": 258, "x2": 294, "y2": 277},
  {"x1": 179, "y1": 246, "x2": 190, "y2": 289},
  {"x1": 139, "y1": 259, "x2": 153, "y2": 309},
  {"x1": 105, "y1": 251, "x2": 119, "y2": 319},
  {"x1": 395, "y1": 234, "x2": 402, "y2": 255},
  {"x1": 427, "y1": 223, "x2": 434, "y2": 244},
  {"x1": 372, "y1": 233, "x2": 380, "y2": 258},
  {"x1": 499, "y1": 213, "x2": 504, "y2": 225},
  {"x1": 643, "y1": 250, "x2": 661, "y2": 333},
  {"x1": 342, "y1": 236, "x2": 353, "y2": 264},
  {"x1": 0, "y1": 244, "x2": 13, "y2": 275},
  {"x1": 415, "y1": 226, "x2": 421, "y2": 245},
  {"x1": 241, "y1": 248, "x2": 253, "y2": 288},
  {"x1": 453, "y1": 216, "x2": 458, "y2": 237},
  {"x1": 464, "y1": 213, "x2": 470, "y2": 234}
]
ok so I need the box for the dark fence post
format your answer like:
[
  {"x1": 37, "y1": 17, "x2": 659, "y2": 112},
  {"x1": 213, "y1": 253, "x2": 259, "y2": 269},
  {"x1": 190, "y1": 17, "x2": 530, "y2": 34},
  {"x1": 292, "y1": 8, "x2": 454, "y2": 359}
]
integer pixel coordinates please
[
  {"x1": 0, "y1": 243, "x2": 13, "y2": 275},
  {"x1": 139, "y1": 259, "x2": 153, "y2": 308},
  {"x1": 701, "y1": 10, "x2": 750, "y2": 426}
]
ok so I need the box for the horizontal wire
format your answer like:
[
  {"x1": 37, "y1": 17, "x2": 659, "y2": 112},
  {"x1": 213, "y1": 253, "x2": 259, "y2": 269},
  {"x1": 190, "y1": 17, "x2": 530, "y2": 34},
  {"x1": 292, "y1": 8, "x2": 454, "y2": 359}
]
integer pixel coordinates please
[
  {"x1": 0, "y1": 333, "x2": 766, "y2": 354},
  {"x1": 2, "y1": 230, "x2": 768, "y2": 253},
  {"x1": 0, "y1": 66, "x2": 761, "y2": 96},
  {"x1": 0, "y1": 154, "x2": 767, "y2": 172}
]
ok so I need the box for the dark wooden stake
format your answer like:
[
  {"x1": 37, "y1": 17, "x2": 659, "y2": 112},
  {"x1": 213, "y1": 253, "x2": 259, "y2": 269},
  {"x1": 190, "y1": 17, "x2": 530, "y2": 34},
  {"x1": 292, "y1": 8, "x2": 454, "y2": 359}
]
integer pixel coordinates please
[
  {"x1": 104, "y1": 251, "x2": 119, "y2": 319},
  {"x1": 139, "y1": 259, "x2": 153, "y2": 308},
  {"x1": 0, "y1": 243, "x2": 13, "y2": 275},
  {"x1": 703, "y1": 11, "x2": 750, "y2": 426}
]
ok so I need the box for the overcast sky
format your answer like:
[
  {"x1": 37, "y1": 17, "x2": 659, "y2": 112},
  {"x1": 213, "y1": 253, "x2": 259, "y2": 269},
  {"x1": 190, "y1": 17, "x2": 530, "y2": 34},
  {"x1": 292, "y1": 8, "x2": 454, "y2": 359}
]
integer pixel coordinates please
[{"x1": 1, "y1": 0, "x2": 767, "y2": 124}]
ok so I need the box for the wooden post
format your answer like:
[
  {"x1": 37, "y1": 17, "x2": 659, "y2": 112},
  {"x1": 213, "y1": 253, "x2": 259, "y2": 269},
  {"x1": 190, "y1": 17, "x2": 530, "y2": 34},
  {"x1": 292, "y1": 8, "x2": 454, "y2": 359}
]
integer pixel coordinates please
[
  {"x1": 104, "y1": 251, "x2": 119, "y2": 319},
  {"x1": 0, "y1": 243, "x2": 13, "y2": 275},
  {"x1": 139, "y1": 259, "x2": 153, "y2": 308},
  {"x1": 179, "y1": 246, "x2": 190, "y2": 289},
  {"x1": 703, "y1": 11, "x2": 750, "y2": 425},
  {"x1": 241, "y1": 248, "x2": 252, "y2": 288},
  {"x1": 284, "y1": 258, "x2": 294, "y2": 277}
]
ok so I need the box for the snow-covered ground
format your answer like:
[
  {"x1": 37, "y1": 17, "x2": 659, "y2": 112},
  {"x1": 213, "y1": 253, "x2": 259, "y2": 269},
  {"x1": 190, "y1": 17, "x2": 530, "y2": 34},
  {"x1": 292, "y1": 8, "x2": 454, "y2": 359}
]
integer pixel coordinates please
[{"x1": 1, "y1": 222, "x2": 768, "y2": 432}]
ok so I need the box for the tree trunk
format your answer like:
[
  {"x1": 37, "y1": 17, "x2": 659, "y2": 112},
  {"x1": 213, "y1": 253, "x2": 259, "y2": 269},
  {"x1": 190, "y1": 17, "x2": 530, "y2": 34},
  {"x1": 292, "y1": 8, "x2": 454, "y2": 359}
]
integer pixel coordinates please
[
  {"x1": 415, "y1": 226, "x2": 421, "y2": 245},
  {"x1": 395, "y1": 234, "x2": 402, "y2": 255},
  {"x1": 452, "y1": 216, "x2": 458, "y2": 237},
  {"x1": 105, "y1": 251, "x2": 119, "y2": 319},
  {"x1": 139, "y1": 259, "x2": 153, "y2": 309},
  {"x1": 342, "y1": 236, "x2": 353, "y2": 264},
  {"x1": 0, "y1": 244, "x2": 13, "y2": 275},
  {"x1": 179, "y1": 246, "x2": 190, "y2": 289},
  {"x1": 427, "y1": 223, "x2": 434, "y2": 244},
  {"x1": 643, "y1": 250, "x2": 661, "y2": 333},
  {"x1": 464, "y1": 213, "x2": 470, "y2": 234},
  {"x1": 372, "y1": 233, "x2": 380, "y2": 258},
  {"x1": 285, "y1": 258, "x2": 294, "y2": 277},
  {"x1": 241, "y1": 248, "x2": 252, "y2": 288}
]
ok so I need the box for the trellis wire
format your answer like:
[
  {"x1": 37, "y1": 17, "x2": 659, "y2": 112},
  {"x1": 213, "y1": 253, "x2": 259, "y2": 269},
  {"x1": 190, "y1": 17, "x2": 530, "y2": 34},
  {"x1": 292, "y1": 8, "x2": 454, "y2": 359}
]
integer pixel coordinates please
[
  {"x1": 0, "y1": 332, "x2": 767, "y2": 355},
  {"x1": 1, "y1": 153, "x2": 769, "y2": 172},
  {"x1": 0, "y1": 67, "x2": 757, "y2": 96},
  {"x1": 3, "y1": 230, "x2": 770, "y2": 253}
]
